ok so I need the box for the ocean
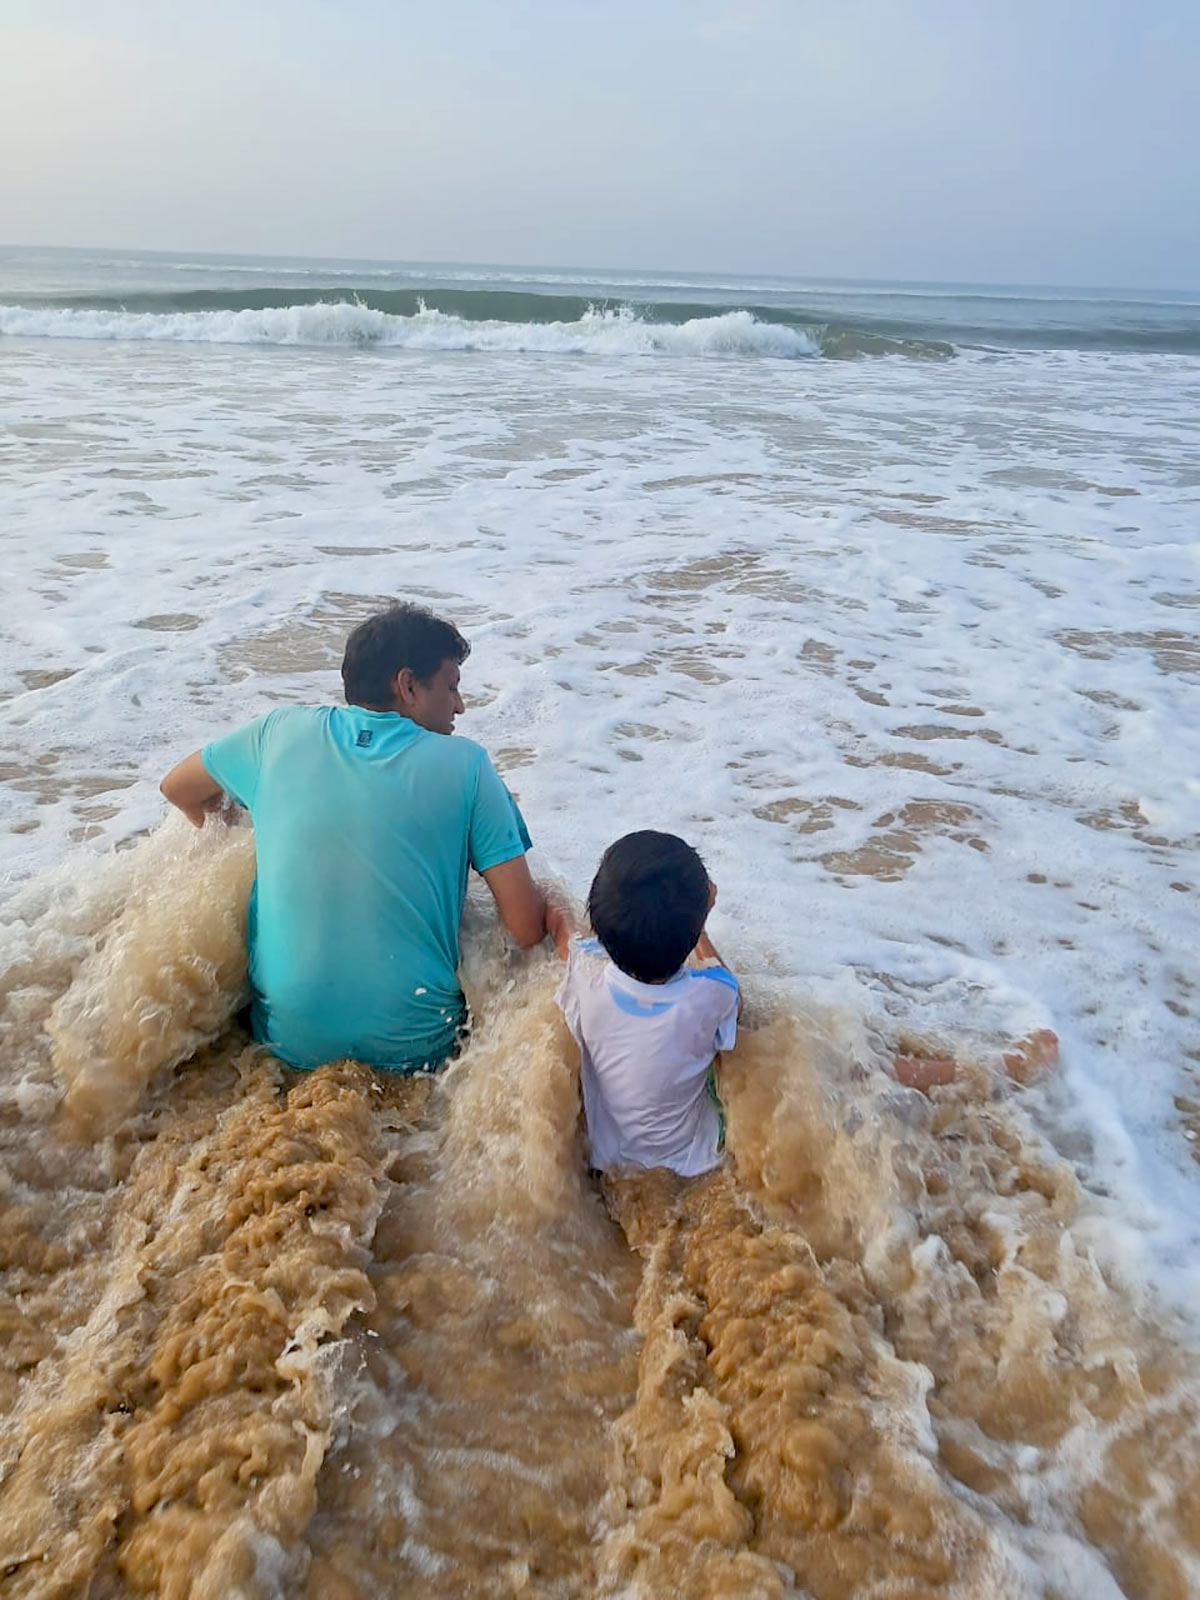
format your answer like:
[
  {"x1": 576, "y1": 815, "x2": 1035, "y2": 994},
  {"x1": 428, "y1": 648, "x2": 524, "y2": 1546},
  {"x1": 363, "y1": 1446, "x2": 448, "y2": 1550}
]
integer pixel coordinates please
[{"x1": 0, "y1": 245, "x2": 1197, "y2": 1598}]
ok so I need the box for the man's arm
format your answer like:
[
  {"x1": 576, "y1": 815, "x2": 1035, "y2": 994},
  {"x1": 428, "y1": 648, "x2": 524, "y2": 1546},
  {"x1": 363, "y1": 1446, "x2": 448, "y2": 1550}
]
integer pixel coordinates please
[
  {"x1": 480, "y1": 856, "x2": 571, "y2": 951},
  {"x1": 160, "y1": 750, "x2": 226, "y2": 829}
]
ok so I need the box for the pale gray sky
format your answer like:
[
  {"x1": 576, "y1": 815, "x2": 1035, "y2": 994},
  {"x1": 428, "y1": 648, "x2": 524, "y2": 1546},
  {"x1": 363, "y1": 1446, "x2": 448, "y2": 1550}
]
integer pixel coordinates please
[{"x1": 1, "y1": 0, "x2": 1197, "y2": 287}]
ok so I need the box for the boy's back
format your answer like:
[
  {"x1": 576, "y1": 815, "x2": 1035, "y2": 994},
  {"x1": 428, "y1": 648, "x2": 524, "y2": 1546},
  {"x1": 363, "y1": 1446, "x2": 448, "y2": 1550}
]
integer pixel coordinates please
[{"x1": 556, "y1": 936, "x2": 739, "y2": 1175}]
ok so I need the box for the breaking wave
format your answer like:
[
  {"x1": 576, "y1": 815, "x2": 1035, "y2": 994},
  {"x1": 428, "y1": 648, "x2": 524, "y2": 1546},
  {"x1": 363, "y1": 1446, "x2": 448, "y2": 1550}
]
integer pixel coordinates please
[
  {"x1": 0, "y1": 300, "x2": 825, "y2": 359},
  {"x1": 4, "y1": 261, "x2": 1199, "y2": 354}
]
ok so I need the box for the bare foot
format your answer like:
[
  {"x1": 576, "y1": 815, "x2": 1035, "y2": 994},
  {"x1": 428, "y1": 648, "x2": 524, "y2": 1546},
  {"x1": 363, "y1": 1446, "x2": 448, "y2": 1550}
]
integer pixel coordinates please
[
  {"x1": 1003, "y1": 1029, "x2": 1060, "y2": 1085},
  {"x1": 893, "y1": 1053, "x2": 957, "y2": 1092}
]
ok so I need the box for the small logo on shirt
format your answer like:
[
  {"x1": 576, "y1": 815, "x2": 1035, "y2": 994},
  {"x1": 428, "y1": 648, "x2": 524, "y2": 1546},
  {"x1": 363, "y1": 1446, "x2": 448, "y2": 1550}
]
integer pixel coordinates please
[{"x1": 356, "y1": 729, "x2": 373, "y2": 747}]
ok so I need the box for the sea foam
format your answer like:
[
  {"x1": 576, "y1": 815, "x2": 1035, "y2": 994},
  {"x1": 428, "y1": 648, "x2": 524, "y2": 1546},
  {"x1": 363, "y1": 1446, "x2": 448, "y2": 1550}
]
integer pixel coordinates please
[
  {"x1": 2, "y1": 262, "x2": 1200, "y2": 1596},
  {"x1": 0, "y1": 300, "x2": 820, "y2": 358},
  {"x1": 1, "y1": 313, "x2": 1198, "y2": 1322}
]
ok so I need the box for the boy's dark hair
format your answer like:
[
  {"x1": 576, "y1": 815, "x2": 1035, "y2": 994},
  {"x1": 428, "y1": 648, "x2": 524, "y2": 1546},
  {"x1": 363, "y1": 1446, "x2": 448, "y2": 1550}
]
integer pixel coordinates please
[
  {"x1": 341, "y1": 604, "x2": 470, "y2": 707},
  {"x1": 588, "y1": 831, "x2": 709, "y2": 984}
]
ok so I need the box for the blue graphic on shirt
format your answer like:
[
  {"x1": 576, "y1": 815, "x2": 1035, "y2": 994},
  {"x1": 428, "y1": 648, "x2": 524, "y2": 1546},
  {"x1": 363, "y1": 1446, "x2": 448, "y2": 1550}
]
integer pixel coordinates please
[
  {"x1": 608, "y1": 986, "x2": 675, "y2": 1019},
  {"x1": 693, "y1": 965, "x2": 740, "y2": 995}
]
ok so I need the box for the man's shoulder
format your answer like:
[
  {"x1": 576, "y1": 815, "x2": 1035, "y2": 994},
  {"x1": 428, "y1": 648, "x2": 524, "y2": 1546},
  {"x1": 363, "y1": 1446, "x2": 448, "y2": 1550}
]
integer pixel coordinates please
[
  {"x1": 205, "y1": 703, "x2": 321, "y2": 753},
  {"x1": 445, "y1": 731, "x2": 492, "y2": 762},
  {"x1": 415, "y1": 731, "x2": 494, "y2": 775},
  {"x1": 250, "y1": 703, "x2": 327, "y2": 727},
  {"x1": 281, "y1": 704, "x2": 329, "y2": 722},
  {"x1": 258, "y1": 704, "x2": 331, "y2": 741}
]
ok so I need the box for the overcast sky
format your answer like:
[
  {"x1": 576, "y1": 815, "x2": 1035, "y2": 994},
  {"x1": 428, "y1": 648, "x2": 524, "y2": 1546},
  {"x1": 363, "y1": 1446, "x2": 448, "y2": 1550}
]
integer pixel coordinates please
[{"x1": 1, "y1": 0, "x2": 1197, "y2": 287}]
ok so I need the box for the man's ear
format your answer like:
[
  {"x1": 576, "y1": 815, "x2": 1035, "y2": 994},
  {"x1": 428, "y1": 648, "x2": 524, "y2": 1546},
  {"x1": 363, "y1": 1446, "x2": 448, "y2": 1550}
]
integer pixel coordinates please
[{"x1": 392, "y1": 667, "x2": 417, "y2": 708}]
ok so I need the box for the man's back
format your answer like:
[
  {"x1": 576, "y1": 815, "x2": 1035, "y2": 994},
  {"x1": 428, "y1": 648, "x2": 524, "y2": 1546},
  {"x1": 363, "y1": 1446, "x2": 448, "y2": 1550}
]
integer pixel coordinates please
[{"x1": 202, "y1": 705, "x2": 528, "y2": 1070}]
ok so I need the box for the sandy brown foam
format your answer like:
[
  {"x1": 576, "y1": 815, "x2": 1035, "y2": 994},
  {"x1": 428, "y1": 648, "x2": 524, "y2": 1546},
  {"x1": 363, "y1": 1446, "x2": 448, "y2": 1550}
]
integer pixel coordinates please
[
  {"x1": 0, "y1": 1042, "x2": 384, "y2": 1598},
  {"x1": 0, "y1": 824, "x2": 1197, "y2": 1597}
]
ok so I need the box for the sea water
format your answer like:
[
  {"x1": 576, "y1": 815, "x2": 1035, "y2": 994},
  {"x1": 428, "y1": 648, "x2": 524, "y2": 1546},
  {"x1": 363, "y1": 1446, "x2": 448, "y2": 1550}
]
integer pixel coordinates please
[{"x1": 0, "y1": 247, "x2": 1197, "y2": 1597}]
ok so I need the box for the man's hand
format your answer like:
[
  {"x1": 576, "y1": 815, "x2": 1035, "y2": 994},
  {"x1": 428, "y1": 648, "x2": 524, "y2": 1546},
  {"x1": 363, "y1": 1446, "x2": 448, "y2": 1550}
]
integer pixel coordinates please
[
  {"x1": 481, "y1": 859, "x2": 579, "y2": 954},
  {"x1": 543, "y1": 893, "x2": 576, "y2": 961},
  {"x1": 160, "y1": 750, "x2": 229, "y2": 829}
]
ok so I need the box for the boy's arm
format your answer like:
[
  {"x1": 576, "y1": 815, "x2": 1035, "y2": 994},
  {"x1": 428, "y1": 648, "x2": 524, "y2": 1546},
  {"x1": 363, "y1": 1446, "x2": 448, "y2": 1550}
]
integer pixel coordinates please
[
  {"x1": 694, "y1": 929, "x2": 726, "y2": 967},
  {"x1": 695, "y1": 930, "x2": 743, "y2": 1018},
  {"x1": 695, "y1": 881, "x2": 742, "y2": 1018}
]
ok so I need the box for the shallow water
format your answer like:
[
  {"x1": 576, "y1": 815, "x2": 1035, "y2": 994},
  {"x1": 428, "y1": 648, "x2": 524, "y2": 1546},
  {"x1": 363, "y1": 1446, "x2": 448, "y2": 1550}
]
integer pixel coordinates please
[
  {"x1": 2, "y1": 255, "x2": 1200, "y2": 1593},
  {"x1": 1, "y1": 825, "x2": 1197, "y2": 1597}
]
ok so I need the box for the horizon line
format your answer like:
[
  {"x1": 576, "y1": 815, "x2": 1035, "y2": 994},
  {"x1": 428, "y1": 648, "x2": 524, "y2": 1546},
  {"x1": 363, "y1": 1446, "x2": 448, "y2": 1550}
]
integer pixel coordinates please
[{"x1": 1, "y1": 240, "x2": 1197, "y2": 301}]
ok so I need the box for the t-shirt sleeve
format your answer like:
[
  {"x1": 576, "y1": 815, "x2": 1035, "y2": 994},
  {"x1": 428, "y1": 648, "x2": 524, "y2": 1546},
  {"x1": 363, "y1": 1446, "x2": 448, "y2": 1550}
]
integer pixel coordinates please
[
  {"x1": 715, "y1": 995, "x2": 739, "y2": 1052},
  {"x1": 554, "y1": 939, "x2": 584, "y2": 1036},
  {"x1": 468, "y1": 752, "x2": 532, "y2": 873},
  {"x1": 200, "y1": 714, "x2": 273, "y2": 811},
  {"x1": 506, "y1": 782, "x2": 533, "y2": 853},
  {"x1": 691, "y1": 965, "x2": 740, "y2": 1052}
]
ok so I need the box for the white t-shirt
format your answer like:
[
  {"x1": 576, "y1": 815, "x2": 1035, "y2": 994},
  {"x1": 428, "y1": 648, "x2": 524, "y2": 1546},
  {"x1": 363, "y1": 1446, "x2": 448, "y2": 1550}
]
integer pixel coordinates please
[{"x1": 555, "y1": 937, "x2": 740, "y2": 1177}]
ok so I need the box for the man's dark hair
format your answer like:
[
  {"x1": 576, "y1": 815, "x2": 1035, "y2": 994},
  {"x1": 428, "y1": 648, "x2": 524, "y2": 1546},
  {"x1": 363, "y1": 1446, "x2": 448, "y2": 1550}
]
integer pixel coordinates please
[
  {"x1": 588, "y1": 831, "x2": 710, "y2": 984},
  {"x1": 341, "y1": 604, "x2": 470, "y2": 707}
]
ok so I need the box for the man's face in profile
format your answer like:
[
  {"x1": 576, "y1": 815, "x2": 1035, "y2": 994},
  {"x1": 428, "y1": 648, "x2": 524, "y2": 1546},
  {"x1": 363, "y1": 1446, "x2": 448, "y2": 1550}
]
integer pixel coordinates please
[{"x1": 403, "y1": 658, "x2": 465, "y2": 736}]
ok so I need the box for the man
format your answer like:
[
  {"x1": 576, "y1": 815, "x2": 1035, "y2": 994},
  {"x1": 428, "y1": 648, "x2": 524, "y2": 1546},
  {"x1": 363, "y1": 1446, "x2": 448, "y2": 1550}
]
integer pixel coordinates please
[{"x1": 160, "y1": 603, "x2": 561, "y2": 1071}]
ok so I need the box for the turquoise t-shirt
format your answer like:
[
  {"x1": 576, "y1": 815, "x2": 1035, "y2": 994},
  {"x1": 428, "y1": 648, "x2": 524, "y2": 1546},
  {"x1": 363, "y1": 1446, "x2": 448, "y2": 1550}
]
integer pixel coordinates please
[{"x1": 201, "y1": 706, "x2": 531, "y2": 1072}]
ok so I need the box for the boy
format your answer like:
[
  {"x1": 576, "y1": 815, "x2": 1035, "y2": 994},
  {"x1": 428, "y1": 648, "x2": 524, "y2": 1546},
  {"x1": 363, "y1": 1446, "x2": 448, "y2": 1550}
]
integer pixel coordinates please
[{"x1": 553, "y1": 831, "x2": 740, "y2": 1177}]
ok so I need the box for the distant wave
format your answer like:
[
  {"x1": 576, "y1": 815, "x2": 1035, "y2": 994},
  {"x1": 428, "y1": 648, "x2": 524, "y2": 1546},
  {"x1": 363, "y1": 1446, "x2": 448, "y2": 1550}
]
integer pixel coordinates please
[
  {"x1": 0, "y1": 300, "x2": 824, "y2": 359},
  {"x1": 10, "y1": 281, "x2": 1196, "y2": 353},
  {"x1": 5, "y1": 280, "x2": 1196, "y2": 353},
  {"x1": 0, "y1": 288, "x2": 966, "y2": 359}
]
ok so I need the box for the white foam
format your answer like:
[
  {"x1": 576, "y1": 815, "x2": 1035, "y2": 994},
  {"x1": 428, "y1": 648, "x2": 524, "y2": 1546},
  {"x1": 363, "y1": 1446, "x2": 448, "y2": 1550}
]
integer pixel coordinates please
[
  {"x1": 1, "y1": 331, "x2": 1198, "y2": 1325},
  {"x1": 0, "y1": 301, "x2": 818, "y2": 359}
]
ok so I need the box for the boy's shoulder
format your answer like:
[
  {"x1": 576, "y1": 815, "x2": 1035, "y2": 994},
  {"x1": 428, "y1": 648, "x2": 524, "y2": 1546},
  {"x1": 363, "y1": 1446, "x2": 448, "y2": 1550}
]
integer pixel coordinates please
[
  {"x1": 680, "y1": 960, "x2": 740, "y2": 998},
  {"x1": 566, "y1": 937, "x2": 736, "y2": 1007},
  {"x1": 563, "y1": 935, "x2": 614, "y2": 985}
]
